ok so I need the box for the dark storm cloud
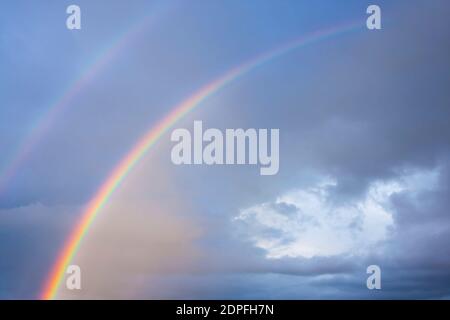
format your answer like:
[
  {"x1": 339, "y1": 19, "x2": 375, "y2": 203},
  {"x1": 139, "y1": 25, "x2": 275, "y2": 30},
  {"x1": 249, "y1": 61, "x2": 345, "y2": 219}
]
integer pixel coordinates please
[{"x1": 180, "y1": 0, "x2": 450, "y2": 298}]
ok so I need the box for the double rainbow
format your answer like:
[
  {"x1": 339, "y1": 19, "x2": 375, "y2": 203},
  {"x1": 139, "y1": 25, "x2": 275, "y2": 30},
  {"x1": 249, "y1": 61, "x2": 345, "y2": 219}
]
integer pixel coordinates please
[{"x1": 41, "y1": 21, "x2": 362, "y2": 300}]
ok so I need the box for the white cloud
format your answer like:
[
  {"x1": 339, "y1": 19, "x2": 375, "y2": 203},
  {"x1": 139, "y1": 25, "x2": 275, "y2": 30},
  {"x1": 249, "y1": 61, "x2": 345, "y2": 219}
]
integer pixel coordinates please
[{"x1": 235, "y1": 170, "x2": 439, "y2": 259}]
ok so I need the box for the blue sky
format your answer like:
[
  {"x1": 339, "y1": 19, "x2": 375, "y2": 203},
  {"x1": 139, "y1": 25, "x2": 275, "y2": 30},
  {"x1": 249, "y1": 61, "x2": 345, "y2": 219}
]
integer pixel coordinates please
[{"x1": 1, "y1": 0, "x2": 450, "y2": 299}]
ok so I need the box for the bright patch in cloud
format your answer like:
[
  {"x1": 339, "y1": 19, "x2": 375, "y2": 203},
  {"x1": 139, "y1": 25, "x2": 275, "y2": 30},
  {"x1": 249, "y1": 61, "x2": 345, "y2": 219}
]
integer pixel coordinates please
[{"x1": 235, "y1": 170, "x2": 438, "y2": 259}]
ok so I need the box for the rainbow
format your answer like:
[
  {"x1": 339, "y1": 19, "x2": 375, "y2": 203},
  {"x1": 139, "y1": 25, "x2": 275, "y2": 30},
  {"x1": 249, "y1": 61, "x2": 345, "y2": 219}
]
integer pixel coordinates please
[
  {"x1": 0, "y1": 2, "x2": 173, "y2": 196},
  {"x1": 41, "y1": 21, "x2": 363, "y2": 300}
]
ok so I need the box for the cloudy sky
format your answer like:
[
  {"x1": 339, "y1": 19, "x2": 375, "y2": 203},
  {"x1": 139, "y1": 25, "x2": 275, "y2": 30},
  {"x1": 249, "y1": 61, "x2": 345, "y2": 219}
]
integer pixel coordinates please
[{"x1": 0, "y1": 0, "x2": 449, "y2": 299}]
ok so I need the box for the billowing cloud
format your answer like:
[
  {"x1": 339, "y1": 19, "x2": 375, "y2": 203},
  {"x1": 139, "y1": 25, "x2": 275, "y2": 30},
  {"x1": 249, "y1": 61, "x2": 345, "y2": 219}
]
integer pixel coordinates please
[{"x1": 235, "y1": 169, "x2": 440, "y2": 260}]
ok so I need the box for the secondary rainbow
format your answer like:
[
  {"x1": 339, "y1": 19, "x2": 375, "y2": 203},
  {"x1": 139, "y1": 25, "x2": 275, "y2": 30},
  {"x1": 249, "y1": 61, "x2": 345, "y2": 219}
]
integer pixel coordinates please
[
  {"x1": 41, "y1": 21, "x2": 363, "y2": 300},
  {"x1": 0, "y1": 3, "x2": 173, "y2": 195}
]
